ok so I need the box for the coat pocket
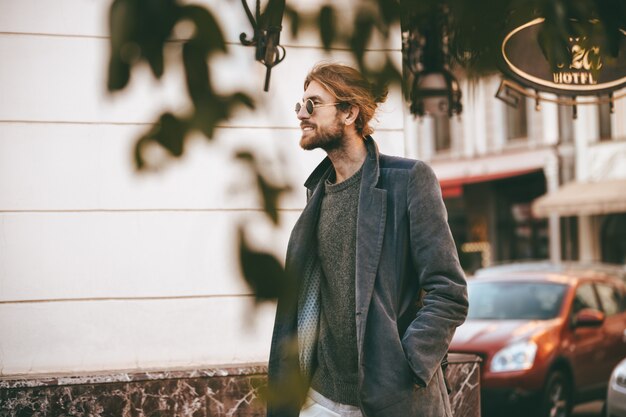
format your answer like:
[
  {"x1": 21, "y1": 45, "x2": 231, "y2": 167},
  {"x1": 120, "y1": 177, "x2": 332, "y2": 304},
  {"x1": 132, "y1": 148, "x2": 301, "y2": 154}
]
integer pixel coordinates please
[{"x1": 366, "y1": 367, "x2": 452, "y2": 417}]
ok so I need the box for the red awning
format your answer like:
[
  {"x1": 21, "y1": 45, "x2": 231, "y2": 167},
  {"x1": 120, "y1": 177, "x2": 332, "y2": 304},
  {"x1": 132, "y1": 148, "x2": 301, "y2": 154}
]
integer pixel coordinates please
[{"x1": 439, "y1": 168, "x2": 541, "y2": 199}]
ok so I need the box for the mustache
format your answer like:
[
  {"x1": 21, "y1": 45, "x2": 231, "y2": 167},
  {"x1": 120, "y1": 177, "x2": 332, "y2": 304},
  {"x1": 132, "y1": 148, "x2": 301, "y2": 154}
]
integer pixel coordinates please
[{"x1": 300, "y1": 122, "x2": 315, "y2": 128}]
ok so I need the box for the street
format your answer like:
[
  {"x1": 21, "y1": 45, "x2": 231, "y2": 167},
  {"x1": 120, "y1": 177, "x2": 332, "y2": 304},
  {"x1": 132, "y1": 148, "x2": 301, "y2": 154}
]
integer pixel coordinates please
[{"x1": 573, "y1": 401, "x2": 604, "y2": 417}]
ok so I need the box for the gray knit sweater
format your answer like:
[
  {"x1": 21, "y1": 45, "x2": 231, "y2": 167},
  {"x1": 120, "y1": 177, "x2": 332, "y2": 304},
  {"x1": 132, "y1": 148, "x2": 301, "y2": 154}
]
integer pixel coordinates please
[{"x1": 310, "y1": 166, "x2": 363, "y2": 406}]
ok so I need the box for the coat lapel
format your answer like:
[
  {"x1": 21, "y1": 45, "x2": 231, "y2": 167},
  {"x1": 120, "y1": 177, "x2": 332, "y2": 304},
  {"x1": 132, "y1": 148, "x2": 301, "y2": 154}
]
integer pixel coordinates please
[
  {"x1": 355, "y1": 138, "x2": 387, "y2": 352},
  {"x1": 285, "y1": 159, "x2": 332, "y2": 282}
]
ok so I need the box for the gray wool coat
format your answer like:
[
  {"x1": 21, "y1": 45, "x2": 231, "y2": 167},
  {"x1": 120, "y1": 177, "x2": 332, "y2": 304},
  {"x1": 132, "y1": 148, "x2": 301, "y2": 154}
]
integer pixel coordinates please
[{"x1": 267, "y1": 137, "x2": 468, "y2": 417}]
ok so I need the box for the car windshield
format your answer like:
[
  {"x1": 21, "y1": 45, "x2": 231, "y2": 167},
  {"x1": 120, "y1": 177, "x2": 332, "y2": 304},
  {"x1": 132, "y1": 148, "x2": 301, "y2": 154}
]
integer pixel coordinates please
[{"x1": 467, "y1": 281, "x2": 567, "y2": 320}]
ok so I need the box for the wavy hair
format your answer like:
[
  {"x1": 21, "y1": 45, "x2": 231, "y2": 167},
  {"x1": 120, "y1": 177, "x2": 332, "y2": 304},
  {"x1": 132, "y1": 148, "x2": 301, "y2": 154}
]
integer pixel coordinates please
[{"x1": 304, "y1": 62, "x2": 388, "y2": 137}]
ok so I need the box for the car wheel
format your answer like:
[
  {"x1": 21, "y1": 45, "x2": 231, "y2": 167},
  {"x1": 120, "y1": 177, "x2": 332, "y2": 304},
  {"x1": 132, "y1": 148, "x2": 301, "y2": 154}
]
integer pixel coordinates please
[{"x1": 540, "y1": 370, "x2": 571, "y2": 417}]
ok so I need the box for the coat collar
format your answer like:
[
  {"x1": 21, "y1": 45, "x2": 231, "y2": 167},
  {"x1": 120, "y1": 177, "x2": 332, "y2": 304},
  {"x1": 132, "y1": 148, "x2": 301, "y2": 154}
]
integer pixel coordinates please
[{"x1": 303, "y1": 136, "x2": 381, "y2": 192}]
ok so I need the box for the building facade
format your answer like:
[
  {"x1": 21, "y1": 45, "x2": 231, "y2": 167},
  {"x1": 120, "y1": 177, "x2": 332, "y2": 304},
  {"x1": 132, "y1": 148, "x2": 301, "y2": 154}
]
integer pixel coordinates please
[{"x1": 408, "y1": 76, "x2": 626, "y2": 272}]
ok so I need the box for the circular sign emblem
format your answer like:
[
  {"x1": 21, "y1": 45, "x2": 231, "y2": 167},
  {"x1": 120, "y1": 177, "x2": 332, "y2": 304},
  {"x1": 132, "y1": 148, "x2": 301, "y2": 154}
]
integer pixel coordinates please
[{"x1": 501, "y1": 18, "x2": 626, "y2": 95}]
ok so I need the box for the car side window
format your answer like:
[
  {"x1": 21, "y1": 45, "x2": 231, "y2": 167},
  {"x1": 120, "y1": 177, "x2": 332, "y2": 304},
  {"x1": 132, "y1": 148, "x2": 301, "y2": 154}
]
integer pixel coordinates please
[
  {"x1": 572, "y1": 283, "x2": 600, "y2": 315},
  {"x1": 596, "y1": 284, "x2": 623, "y2": 316}
]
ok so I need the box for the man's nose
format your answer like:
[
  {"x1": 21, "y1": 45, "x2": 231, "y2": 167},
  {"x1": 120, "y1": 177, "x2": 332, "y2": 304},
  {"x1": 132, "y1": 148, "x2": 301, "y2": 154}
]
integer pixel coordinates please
[{"x1": 296, "y1": 105, "x2": 310, "y2": 120}]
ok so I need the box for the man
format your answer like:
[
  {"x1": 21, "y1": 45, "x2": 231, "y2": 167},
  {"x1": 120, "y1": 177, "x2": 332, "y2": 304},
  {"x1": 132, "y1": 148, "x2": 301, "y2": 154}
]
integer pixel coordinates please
[{"x1": 267, "y1": 62, "x2": 468, "y2": 417}]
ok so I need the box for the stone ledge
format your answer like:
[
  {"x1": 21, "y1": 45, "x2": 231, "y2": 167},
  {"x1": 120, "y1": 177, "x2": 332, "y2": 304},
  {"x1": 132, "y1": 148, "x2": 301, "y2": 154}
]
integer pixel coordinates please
[
  {"x1": 0, "y1": 364, "x2": 268, "y2": 390},
  {"x1": 0, "y1": 354, "x2": 480, "y2": 417}
]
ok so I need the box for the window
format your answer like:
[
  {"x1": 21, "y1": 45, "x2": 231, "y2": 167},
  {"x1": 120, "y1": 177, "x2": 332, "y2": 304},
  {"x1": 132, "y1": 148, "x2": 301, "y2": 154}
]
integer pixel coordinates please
[
  {"x1": 467, "y1": 282, "x2": 566, "y2": 320},
  {"x1": 572, "y1": 283, "x2": 599, "y2": 315},
  {"x1": 596, "y1": 284, "x2": 624, "y2": 316},
  {"x1": 433, "y1": 114, "x2": 451, "y2": 152},
  {"x1": 506, "y1": 97, "x2": 528, "y2": 141},
  {"x1": 601, "y1": 214, "x2": 626, "y2": 264},
  {"x1": 598, "y1": 100, "x2": 612, "y2": 140}
]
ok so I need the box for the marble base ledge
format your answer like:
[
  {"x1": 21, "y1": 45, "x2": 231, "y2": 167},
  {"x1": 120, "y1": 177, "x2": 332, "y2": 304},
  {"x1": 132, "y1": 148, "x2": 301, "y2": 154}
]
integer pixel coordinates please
[{"x1": 0, "y1": 355, "x2": 481, "y2": 417}]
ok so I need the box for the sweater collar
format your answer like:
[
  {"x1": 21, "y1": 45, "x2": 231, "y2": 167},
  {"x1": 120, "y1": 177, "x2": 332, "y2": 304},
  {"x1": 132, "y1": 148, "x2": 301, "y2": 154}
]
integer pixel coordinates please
[{"x1": 304, "y1": 136, "x2": 380, "y2": 192}]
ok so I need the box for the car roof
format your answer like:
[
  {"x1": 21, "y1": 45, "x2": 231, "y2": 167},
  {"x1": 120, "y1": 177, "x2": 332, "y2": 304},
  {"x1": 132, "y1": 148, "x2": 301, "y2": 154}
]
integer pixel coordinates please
[{"x1": 473, "y1": 261, "x2": 626, "y2": 285}]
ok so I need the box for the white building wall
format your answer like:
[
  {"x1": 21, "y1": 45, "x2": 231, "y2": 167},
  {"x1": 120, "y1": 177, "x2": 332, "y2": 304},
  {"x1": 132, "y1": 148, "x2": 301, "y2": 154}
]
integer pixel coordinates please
[
  {"x1": 484, "y1": 76, "x2": 507, "y2": 153},
  {"x1": 0, "y1": 0, "x2": 404, "y2": 375},
  {"x1": 574, "y1": 103, "x2": 598, "y2": 182},
  {"x1": 574, "y1": 88, "x2": 626, "y2": 262},
  {"x1": 539, "y1": 95, "x2": 559, "y2": 147}
]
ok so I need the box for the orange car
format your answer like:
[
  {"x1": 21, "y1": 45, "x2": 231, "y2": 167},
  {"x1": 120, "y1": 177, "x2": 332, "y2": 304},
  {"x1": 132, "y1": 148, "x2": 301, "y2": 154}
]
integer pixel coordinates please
[{"x1": 449, "y1": 262, "x2": 626, "y2": 417}]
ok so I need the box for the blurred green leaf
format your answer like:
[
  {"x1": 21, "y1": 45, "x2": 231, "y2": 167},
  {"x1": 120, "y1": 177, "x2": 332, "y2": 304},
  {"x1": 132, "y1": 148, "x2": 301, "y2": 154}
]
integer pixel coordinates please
[
  {"x1": 377, "y1": 0, "x2": 401, "y2": 26},
  {"x1": 350, "y1": 10, "x2": 375, "y2": 66},
  {"x1": 594, "y1": 0, "x2": 626, "y2": 56},
  {"x1": 229, "y1": 92, "x2": 256, "y2": 111},
  {"x1": 371, "y1": 57, "x2": 402, "y2": 94},
  {"x1": 134, "y1": 112, "x2": 188, "y2": 169},
  {"x1": 318, "y1": 5, "x2": 336, "y2": 51},
  {"x1": 107, "y1": 0, "x2": 180, "y2": 90},
  {"x1": 107, "y1": 0, "x2": 137, "y2": 90},
  {"x1": 107, "y1": 56, "x2": 131, "y2": 92},
  {"x1": 179, "y1": 5, "x2": 227, "y2": 55},
  {"x1": 238, "y1": 227, "x2": 292, "y2": 301},
  {"x1": 257, "y1": 174, "x2": 290, "y2": 225},
  {"x1": 135, "y1": 0, "x2": 180, "y2": 78},
  {"x1": 284, "y1": 4, "x2": 301, "y2": 38},
  {"x1": 259, "y1": 0, "x2": 286, "y2": 29},
  {"x1": 183, "y1": 41, "x2": 212, "y2": 104},
  {"x1": 235, "y1": 151, "x2": 291, "y2": 225},
  {"x1": 258, "y1": 336, "x2": 308, "y2": 410}
]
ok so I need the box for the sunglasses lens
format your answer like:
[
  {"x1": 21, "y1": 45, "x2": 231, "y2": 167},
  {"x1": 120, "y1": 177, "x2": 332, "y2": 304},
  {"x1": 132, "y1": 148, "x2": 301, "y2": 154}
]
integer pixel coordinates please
[
  {"x1": 306, "y1": 100, "x2": 314, "y2": 114},
  {"x1": 295, "y1": 102, "x2": 301, "y2": 113}
]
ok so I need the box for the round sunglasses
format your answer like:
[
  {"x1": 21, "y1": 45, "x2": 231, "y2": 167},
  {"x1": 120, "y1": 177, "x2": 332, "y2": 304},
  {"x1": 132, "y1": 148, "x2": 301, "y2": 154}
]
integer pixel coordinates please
[{"x1": 295, "y1": 98, "x2": 340, "y2": 115}]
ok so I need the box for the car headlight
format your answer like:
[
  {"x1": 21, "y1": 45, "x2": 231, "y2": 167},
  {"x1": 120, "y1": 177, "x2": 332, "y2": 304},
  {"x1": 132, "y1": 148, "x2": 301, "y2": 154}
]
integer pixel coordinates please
[
  {"x1": 613, "y1": 361, "x2": 626, "y2": 388},
  {"x1": 490, "y1": 341, "x2": 537, "y2": 373}
]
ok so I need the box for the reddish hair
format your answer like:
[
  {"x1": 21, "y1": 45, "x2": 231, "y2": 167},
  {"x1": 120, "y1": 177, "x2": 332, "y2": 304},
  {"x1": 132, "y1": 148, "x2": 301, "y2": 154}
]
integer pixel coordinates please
[{"x1": 304, "y1": 62, "x2": 388, "y2": 137}]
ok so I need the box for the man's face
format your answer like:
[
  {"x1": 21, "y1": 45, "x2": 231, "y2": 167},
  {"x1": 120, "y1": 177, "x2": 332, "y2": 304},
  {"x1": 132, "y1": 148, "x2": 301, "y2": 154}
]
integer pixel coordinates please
[{"x1": 297, "y1": 80, "x2": 345, "y2": 151}]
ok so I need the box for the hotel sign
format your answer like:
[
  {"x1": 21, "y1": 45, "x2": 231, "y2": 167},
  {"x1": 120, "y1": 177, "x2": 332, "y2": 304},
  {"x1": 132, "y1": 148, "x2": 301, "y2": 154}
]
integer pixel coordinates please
[{"x1": 501, "y1": 18, "x2": 626, "y2": 95}]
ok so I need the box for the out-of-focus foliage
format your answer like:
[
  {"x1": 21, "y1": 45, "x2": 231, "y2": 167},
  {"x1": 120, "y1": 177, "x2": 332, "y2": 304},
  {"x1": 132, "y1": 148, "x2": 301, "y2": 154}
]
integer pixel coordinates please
[
  {"x1": 108, "y1": 0, "x2": 254, "y2": 169},
  {"x1": 107, "y1": 0, "x2": 625, "y2": 301},
  {"x1": 238, "y1": 226, "x2": 294, "y2": 301},
  {"x1": 235, "y1": 151, "x2": 292, "y2": 226}
]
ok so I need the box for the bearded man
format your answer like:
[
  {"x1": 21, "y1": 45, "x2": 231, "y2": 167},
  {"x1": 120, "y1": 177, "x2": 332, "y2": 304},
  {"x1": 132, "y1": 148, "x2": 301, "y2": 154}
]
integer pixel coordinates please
[{"x1": 267, "y1": 62, "x2": 468, "y2": 417}]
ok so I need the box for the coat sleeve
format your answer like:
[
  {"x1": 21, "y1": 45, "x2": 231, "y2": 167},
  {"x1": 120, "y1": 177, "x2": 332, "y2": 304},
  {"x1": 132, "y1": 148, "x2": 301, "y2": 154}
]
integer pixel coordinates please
[{"x1": 401, "y1": 161, "x2": 468, "y2": 386}]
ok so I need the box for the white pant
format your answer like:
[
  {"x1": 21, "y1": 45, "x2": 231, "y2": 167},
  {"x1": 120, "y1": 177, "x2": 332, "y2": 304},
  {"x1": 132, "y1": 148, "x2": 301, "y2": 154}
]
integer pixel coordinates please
[{"x1": 299, "y1": 389, "x2": 363, "y2": 417}]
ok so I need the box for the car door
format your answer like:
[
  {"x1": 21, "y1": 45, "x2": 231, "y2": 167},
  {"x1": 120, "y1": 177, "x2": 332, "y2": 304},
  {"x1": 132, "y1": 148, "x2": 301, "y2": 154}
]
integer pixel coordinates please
[
  {"x1": 595, "y1": 280, "x2": 626, "y2": 379},
  {"x1": 567, "y1": 281, "x2": 606, "y2": 393}
]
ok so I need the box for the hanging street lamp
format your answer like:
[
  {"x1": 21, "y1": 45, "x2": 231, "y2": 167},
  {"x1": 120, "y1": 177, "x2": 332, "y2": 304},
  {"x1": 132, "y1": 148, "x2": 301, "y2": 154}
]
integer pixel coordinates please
[{"x1": 403, "y1": 4, "x2": 462, "y2": 117}]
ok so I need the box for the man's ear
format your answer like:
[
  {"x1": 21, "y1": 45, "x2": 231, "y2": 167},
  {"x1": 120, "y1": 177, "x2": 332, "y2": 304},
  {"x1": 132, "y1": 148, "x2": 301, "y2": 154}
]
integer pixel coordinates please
[{"x1": 344, "y1": 105, "x2": 360, "y2": 126}]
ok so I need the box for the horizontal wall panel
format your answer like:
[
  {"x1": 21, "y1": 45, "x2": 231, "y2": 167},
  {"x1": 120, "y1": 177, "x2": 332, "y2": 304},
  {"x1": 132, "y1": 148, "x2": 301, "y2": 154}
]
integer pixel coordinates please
[
  {"x1": 0, "y1": 124, "x2": 404, "y2": 211},
  {"x1": 0, "y1": 210, "x2": 300, "y2": 301},
  {"x1": 0, "y1": 124, "x2": 306, "y2": 211},
  {"x1": 0, "y1": 35, "x2": 403, "y2": 128},
  {"x1": 0, "y1": 0, "x2": 109, "y2": 38},
  {"x1": 0, "y1": 34, "x2": 189, "y2": 124},
  {"x1": 0, "y1": 296, "x2": 276, "y2": 375},
  {"x1": 0, "y1": 0, "x2": 402, "y2": 49}
]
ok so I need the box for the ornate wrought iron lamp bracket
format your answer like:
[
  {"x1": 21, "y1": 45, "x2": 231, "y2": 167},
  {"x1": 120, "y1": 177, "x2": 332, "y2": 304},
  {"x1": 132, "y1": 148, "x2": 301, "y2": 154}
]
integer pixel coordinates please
[{"x1": 240, "y1": 0, "x2": 286, "y2": 91}]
